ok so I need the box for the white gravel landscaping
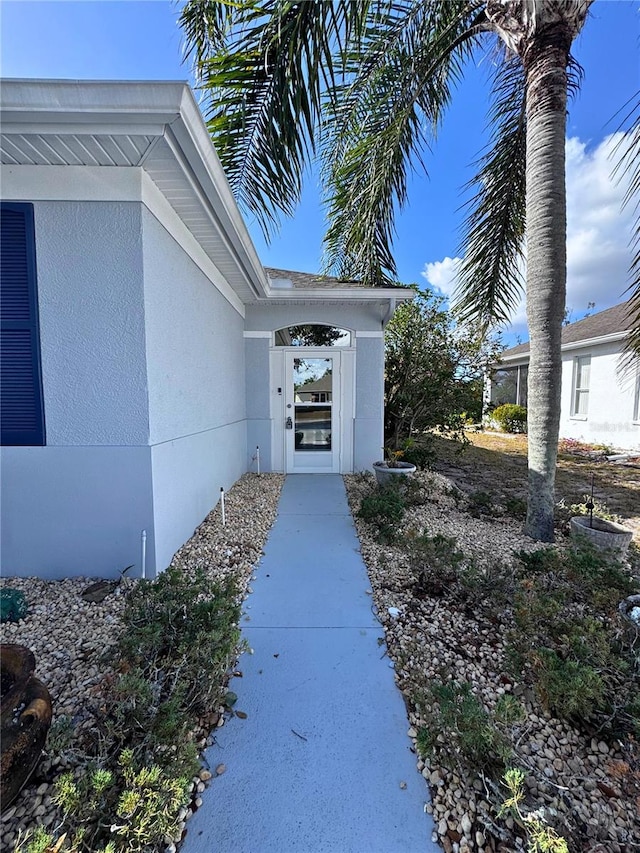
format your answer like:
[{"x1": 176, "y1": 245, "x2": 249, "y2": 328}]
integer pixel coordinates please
[
  {"x1": 345, "y1": 470, "x2": 640, "y2": 853},
  {"x1": 2, "y1": 469, "x2": 638, "y2": 853},
  {"x1": 0, "y1": 473, "x2": 284, "y2": 852}
]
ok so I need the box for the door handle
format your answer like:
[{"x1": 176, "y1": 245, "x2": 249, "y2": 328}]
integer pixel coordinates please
[{"x1": 286, "y1": 416, "x2": 293, "y2": 429}]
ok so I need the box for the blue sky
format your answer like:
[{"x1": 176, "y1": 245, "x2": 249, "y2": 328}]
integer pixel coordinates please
[{"x1": 1, "y1": 0, "x2": 638, "y2": 338}]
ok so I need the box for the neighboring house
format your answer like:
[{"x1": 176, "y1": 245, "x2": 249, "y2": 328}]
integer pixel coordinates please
[
  {"x1": 0, "y1": 79, "x2": 412, "y2": 580},
  {"x1": 295, "y1": 374, "x2": 333, "y2": 403},
  {"x1": 487, "y1": 301, "x2": 640, "y2": 448}
]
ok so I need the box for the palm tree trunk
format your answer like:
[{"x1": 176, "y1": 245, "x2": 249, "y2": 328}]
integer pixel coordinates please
[{"x1": 521, "y1": 28, "x2": 573, "y2": 541}]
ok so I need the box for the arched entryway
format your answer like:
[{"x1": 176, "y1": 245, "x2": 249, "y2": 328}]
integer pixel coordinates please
[{"x1": 271, "y1": 325, "x2": 355, "y2": 474}]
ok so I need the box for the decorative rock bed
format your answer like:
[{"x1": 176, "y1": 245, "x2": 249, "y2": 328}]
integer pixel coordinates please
[
  {"x1": 345, "y1": 471, "x2": 640, "y2": 853},
  {"x1": 0, "y1": 473, "x2": 284, "y2": 852}
]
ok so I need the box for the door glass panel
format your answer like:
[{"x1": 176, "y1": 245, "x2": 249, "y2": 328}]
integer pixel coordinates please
[
  {"x1": 275, "y1": 325, "x2": 351, "y2": 346},
  {"x1": 293, "y1": 358, "x2": 332, "y2": 451}
]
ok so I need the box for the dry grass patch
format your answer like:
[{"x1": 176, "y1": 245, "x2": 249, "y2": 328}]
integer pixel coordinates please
[{"x1": 432, "y1": 432, "x2": 640, "y2": 541}]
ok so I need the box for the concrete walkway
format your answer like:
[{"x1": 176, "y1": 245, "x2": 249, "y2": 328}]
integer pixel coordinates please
[{"x1": 182, "y1": 475, "x2": 438, "y2": 853}]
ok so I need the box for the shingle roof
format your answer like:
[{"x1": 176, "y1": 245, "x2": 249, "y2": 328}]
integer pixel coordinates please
[
  {"x1": 265, "y1": 266, "x2": 409, "y2": 290},
  {"x1": 502, "y1": 300, "x2": 633, "y2": 358}
]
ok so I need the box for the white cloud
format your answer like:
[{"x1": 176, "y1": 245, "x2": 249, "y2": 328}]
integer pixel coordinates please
[
  {"x1": 421, "y1": 256, "x2": 461, "y2": 297},
  {"x1": 564, "y1": 133, "x2": 634, "y2": 318},
  {"x1": 421, "y1": 132, "x2": 635, "y2": 338}
]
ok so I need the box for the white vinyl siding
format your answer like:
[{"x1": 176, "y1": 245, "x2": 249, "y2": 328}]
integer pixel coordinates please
[{"x1": 571, "y1": 355, "x2": 591, "y2": 417}]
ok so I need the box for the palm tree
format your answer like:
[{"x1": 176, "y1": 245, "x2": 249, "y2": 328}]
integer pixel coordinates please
[{"x1": 180, "y1": 0, "x2": 637, "y2": 542}]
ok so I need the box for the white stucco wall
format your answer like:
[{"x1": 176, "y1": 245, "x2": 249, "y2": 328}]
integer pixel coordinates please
[
  {"x1": 0, "y1": 446, "x2": 155, "y2": 578},
  {"x1": 142, "y1": 209, "x2": 247, "y2": 571},
  {"x1": 559, "y1": 342, "x2": 639, "y2": 449},
  {"x1": 1, "y1": 200, "x2": 154, "y2": 578},
  {"x1": 1, "y1": 198, "x2": 251, "y2": 579},
  {"x1": 35, "y1": 201, "x2": 149, "y2": 445},
  {"x1": 353, "y1": 336, "x2": 385, "y2": 470},
  {"x1": 245, "y1": 336, "x2": 272, "y2": 472},
  {"x1": 245, "y1": 304, "x2": 386, "y2": 473},
  {"x1": 245, "y1": 302, "x2": 387, "y2": 333}
]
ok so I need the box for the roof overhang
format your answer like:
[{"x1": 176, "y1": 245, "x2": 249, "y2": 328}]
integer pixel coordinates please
[
  {"x1": 499, "y1": 330, "x2": 630, "y2": 364},
  {"x1": 260, "y1": 288, "x2": 414, "y2": 328},
  {"x1": 0, "y1": 79, "x2": 270, "y2": 302}
]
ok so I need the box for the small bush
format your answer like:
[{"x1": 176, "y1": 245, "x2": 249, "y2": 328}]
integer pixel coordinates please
[
  {"x1": 532, "y1": 650, "x2": 604, "y2": 719},
  {"x1": 508, "y1": 544, "x2": 639, "y2": 731},
  {"x1": 406, "y1": 533, "x2": 464, "y2": 597},
  {"x1": 499, "y1": 768, "x2": 569, "y2": 853},
  {"x1": 44, "y1": 565, "x2": 243, "y2": 852},
  {"x1": 53, "y1": 749, "x2": 190, "y2": 853},
  {"x1": 467, "y1": 490, "x2": 497, "y2": 518},
  {"x1": 358, "y1": 487, "x2": 405, "y2": 542},
  {"x1": 503, "y1": 496, "x2": 527, "y2": 521},
  {"x1": 417, "y1": 681, "x2": 511, "y2": 771},
  {"x1": 492, "y1": 403, "x2": 527, "y2": 433}
]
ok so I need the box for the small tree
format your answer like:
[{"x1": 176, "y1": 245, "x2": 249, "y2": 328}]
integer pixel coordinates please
[{"x1": 384, "y1": 290, "x2": 501, "y2": 448}]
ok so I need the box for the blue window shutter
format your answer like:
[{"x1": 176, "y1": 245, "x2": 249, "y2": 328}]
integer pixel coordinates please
[{"x1": 1, "y1": 202, "x2": 45, "y2": 446}]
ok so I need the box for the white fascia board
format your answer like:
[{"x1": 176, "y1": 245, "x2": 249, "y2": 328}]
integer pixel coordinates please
[
  {"x1": 170, "y1": 87, "x2": 270, "y2": 299},
  {"x1": 497, "y1": 352, "x2": 531, "y2": 365},
  {"x1": 559, "y1": 331, "x2": 628, "y2": 352},
  {"x1": 262, "y1": 287, "x2": 415, "y2": 301},
  {"x1": 0, "y1": 79, "x2": 188, "y2": 126}
]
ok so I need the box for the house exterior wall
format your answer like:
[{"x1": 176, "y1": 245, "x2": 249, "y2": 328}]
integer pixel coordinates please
[
  {"x1": 141, "y1": 209, "x2": 247, "y2": 571},
  {"x1": 489, "y1": 342, "x2": 640, "y2": 450},
  {"x1": 353, "y1": 336, "x2": 385, "y2": 470},
  {"x1": 245, "y1": 303, "x2": 386, "y2": 473},
  {"x1": 1, "y1": 200, "x2": 154, "y2": 578},
  {"x1": 559, "y1": 342, "x2": 639, "y2": 449},
  {"x1": 1, "y1": 198, "x2": 250, "y2": 580},
  {"x1": 245, "y1": 335, "x2": 272, "y2": 472}
]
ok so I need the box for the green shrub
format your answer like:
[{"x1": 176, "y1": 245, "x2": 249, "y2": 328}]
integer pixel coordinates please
[
  {"x1": 498, "y1": 768, "x2": 569, "y2": 853},
  {"x1": 533, "y1": 650, "x2": 604, "y2": 719},
  {"x1": 53, "y1": 749, "x2": 190, "y2": 853},
  {"x1": 416, "y1": 681, "x2": 511, "y2": 771},
  {"x1": 406, "y1": 533, "x2": 464, "y2": 597},
  {"x1": 358, "y1": 487, "x2": 405, "y2": 542},
  {"x1": 467, "y1": 490, "x2": 497, "y2": 518},
  {"x1": 492, "y1": 403, "x2": 527, "y2": 433},
  {"x1": 102, "y1": 567, "x2": 241, "y2": 776},
  {"x1": 507, "y1": 544, "x2": 639, "y2": 731},
  {"x1": 46, "y1": 566, "x2": 243, "y2": 851},
  {"x1": 503, "y1": 496, "x2": 527, "y2": 521}
]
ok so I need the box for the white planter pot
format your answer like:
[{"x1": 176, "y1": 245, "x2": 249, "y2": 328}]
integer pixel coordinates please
[
  {"x1": 372, "y1": 461, "x2": 417, "y2": 487},
  {"x1": 569, "y1": 515, "x2": 633, "y2": 554}
]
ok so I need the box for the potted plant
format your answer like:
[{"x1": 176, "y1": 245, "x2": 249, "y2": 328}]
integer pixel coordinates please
[
  {"x1": 569, "y1": 478, "x2": 633, "y2": 554},
  {"x1": 372, "y1": 446, "x2": 417, "y2": 487}
]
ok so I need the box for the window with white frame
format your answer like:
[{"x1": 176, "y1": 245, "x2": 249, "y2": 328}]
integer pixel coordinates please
[{"x1": 571, "y1": 355, "x2": 591, "y2": 417}]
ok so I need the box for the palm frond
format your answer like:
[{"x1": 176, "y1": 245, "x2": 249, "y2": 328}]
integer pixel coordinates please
[
  {"x1": 453, "y1": 53, "x2": 527, "y2": 331},
  {"x1": 181, "y1": 1, "x2": 370, "y2": 237},
  {"x1": 610, "y1": 93, "x2": 640, "y2": 357},
  {"x1": 321, "y1": 0, "x2": 484, "y2": 284},
  {"x1": 179, "y1": 0, "x2": 245, "y2": 63}
]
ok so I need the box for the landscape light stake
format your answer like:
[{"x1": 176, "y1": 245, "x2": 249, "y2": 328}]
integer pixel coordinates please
[
  {"x1": 256, "y1": 445, "x2": 260, "y2": 475},
  {"x1": 586, "y1": 473, "x2": 595, "y2": 529},
  {"x1": 220, "y1": 486, "x2": 226, "y2": 527}
]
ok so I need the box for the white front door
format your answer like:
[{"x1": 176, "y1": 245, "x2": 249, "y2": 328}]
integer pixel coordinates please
[{"x1": 285, "y1": 351, "x2": 341, "y2": 473}]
